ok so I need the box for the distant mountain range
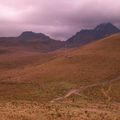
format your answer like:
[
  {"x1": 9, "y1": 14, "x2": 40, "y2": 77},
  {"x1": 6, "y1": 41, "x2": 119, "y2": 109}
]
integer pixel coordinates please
[{"x1": 0, "y1": 22, "x2": 119, "y2": 53}]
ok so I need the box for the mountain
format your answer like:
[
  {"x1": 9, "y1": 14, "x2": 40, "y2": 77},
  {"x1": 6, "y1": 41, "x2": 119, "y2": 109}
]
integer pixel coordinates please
[
  {"x1": 0, "y1": 23, "x2": 119, "y2": 53},
  {"x1": 66, "y1": 22, "x2": 120, "y2": 47},
  {"x1": 0, "y1": 31, "x2": 65, "y2": 53},
  {"x1": 17, "y1": 31, "x2": 65, "y2": 52},
  {"x1": 18, "y1": 31, "x2": 51, "y2": 41}
]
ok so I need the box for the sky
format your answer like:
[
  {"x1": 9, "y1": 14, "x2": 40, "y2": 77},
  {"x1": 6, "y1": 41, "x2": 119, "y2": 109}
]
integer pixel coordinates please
[{"x1": 0, "y1": 0, "x2": 120, "y2": 40}]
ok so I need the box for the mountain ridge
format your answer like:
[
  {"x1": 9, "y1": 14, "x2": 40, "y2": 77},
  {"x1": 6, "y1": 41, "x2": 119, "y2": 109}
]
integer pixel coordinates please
[
  {"x1": 0, "y1": 22, "x2": 120, "y2": 53},
  {"x1": 66, "y1": 22, "x2": 120, "y2": 47},
  {"x1": 0, "y1": 31, "x2": 65, "y2": 53}
]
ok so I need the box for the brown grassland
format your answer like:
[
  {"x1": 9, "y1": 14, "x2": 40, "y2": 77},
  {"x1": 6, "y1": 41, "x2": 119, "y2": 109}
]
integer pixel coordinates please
[{"x1": 0, "y1": 34, "x2": 120, "y2": 120}]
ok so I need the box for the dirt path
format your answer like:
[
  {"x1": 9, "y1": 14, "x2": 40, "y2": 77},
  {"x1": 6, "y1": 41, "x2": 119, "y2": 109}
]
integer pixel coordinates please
[{"x1": 50, "y1": 76, "x2": 120, "y2": 103}]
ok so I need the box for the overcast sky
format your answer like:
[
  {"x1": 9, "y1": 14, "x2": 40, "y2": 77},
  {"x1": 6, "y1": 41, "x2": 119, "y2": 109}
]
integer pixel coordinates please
[{"x1": 0, "y1": 0, "x2": 120, "y2": 40}]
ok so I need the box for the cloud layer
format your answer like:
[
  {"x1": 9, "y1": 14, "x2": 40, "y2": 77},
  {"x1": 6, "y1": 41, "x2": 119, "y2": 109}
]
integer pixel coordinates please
[{"x1": 0, "y1": 0, "x2": 120, "y2": 40}]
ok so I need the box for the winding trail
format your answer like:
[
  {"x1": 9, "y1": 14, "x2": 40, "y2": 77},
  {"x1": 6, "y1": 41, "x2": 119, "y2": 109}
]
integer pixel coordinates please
[{"x1": 50, "y1": 76, "x2": 120, "y2": 103}]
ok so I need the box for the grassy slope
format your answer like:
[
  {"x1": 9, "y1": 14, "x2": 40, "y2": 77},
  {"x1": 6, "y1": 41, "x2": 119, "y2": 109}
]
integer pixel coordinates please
[{"x1": 0, "y1": 34, "x2": 120, "y2": 102}]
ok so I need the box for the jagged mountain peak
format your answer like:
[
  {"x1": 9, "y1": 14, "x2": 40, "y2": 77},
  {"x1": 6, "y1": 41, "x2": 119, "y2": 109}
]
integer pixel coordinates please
[
  {"x1": 94, "y1": 22, "x2": 119, "y2": 32},
  {"x1": 66, "y1": 22, "x2": 120, "y2": 47}
]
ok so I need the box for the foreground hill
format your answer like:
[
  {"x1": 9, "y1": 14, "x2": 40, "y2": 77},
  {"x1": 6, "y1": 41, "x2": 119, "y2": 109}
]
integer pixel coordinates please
[
  {"x1": 66, "y1": 23, "x2": 120, "y2": 47},
  {"x1": 0, "y1": 33, "x2": 120, "y2": 102},
  {"x1": 0, "y1": 34, "x2": 120, "y2": 120}
]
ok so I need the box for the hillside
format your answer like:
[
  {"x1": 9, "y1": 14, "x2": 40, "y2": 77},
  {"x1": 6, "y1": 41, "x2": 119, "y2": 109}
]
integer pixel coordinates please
[
  {"x1": 0, "y1": 33, "x2": 119, "y2": 101},
  {"x1": 0, "y1": 33, "x2": 120, "y2": 120}
]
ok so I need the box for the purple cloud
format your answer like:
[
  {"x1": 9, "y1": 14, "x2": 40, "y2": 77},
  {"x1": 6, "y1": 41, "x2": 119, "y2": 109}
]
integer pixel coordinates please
[{"x1": 0, "y1": 0, "x2": 120, "y2": 40}]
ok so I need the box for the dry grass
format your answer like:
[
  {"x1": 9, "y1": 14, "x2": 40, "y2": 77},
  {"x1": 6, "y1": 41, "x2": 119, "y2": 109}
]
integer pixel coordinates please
[
  {"x1": 0, "y1": 34, "x2": 120, "y2": 119},
  {"x1": 0, "y1": 101, "x2": 119, "y2": 120}
]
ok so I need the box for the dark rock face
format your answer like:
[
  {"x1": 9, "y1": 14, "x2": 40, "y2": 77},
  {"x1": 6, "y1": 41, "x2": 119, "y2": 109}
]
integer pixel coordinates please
[
  {"x1": 94, "y1": 23, "x2": 120, "y2": 38},
  {"x1": 66, "y1": 23, "x2": 120, "y2": 47},
  {"x1": 18, "y1": 31, "x2": 50, "y2": 41}
]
